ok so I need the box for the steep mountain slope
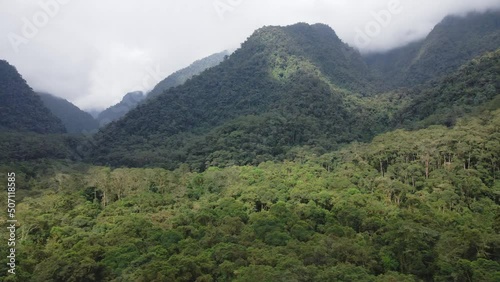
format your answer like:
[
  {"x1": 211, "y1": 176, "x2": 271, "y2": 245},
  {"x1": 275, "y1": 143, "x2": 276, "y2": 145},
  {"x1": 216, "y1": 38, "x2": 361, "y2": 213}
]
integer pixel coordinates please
[
  {"x1": 366, "y1": 10, "x2": 500, "y2": 88},
  {"x1": 96, "y1": 51, "x2": 232, "y2": 127},
  {"x1": 90, "y1": 13, "x2": 499, "y2": 170},
  {"x1": 90, "y1": 23, "x2": 379, "y2": 169},
  {"x1": 38, "y1": 92, "x2": 99, "y2": 134},
  {"x1": 0, "y1": 60, "x2": 65, "y2": 134},
  {"x1": 147, "y1": 50, "x2": 231, "y2": 99},
  {"x1": 97, "y1": 91, "x2": 145, "y2": 127},
  {"x1": 397, "y1": 48, "x2": 500, "y2": 128}
]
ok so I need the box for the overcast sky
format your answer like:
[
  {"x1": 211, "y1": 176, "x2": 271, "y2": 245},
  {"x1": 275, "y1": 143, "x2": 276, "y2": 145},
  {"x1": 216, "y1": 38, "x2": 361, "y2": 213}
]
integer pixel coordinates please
[{"x1": 1, "y1": 0, "x2": 499, "y2": 111}]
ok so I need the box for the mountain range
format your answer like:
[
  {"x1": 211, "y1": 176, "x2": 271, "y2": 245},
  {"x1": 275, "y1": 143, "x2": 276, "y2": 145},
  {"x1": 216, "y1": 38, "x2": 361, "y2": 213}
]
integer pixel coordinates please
[
  {"x1": 0, "y1": 11, "x2": 499, "y2": 169},
  {"x1": 96, "y1": 91, "x2": 146, "y2": 127},
  {"x1": 0, "y1": 60, "x2": 66, "y2": 134},
  {"x1": 96, "y1": 50, "x2": 231, "y2": 126},
  {"x1": 1, "y1": 9, "x2": 500, "y2": 282},
  {"x1": 38, "y1": 92, "x2": 100, "y2": 134},
  {"x1": 89, "y1": 11, "x2": 500, "y2": 170},
  {"x1": 147, "y1": 50, "x2": 231, "y2": 99},
  {"x1": 365, "y1": 10, "x2": 500, "y2": 88}
]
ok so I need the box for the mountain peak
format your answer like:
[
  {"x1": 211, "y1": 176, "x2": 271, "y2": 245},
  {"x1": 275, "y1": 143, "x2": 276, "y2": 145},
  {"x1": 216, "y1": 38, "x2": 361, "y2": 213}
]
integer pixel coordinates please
[
  {"x1": 91, "y1": 22, "x2": 377, "y2": 168},
  {"x1": 238, "y1": 22, "x2": 371, "y2": 93},
  {"x1": 0, "y1": 60, "x2": 66, "y2": 134},
  {"x1": 122, "y1": 91, "x2": 144, "y2": 104},
  {"x1": 249, "y1": 22, "x2": 341, "y2": 47}
]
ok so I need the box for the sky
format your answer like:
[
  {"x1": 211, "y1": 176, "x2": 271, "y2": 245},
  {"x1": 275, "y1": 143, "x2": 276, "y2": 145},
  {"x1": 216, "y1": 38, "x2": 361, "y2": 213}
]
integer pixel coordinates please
[{"x1": 1, "y1": 0, "x2": 499, "y2": 111}]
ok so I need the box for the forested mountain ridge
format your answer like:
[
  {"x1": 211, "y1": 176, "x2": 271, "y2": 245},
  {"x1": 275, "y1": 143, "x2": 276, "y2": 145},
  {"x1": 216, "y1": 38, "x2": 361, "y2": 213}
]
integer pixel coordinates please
[
  {"x1": 89, "y1": 16, "x2": 500, "y2": 170},
  {"x1": 38, "y1": 92, "x2": 99, "y2": 134},
  {"x1": 0, "y1": 60, "x2": 66, "y2": 134},
  {"x1": 3, "y1": 108, "x2": 499, "y2": 281},
  {"x1": 396, "y1": 48, "x2": 500, "y2": 128},
  {"x1": 1, "y1": 10, "x2": 500, "y2": 282},
  {"x1": 147, "y1": 50, "x2": 231, "y2": 99},
  {"x1": 97, "y1": 91, "x2": 145, "y2": 127},
  {"x1": 89, "y1": 23, "x2": 382, "y2": 169},
  {"x1": 97, "y1": 51, "x2": 232, "y2": 126},
  {"x1": 365, "y1": 10, "x2": 500, "y2": 88}
]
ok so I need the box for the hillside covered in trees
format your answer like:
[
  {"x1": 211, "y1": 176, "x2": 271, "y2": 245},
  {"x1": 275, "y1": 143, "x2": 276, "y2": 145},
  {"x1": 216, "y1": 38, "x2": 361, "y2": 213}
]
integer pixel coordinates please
[
  {"x1": 0, "y1": 61, "x2": 66, "y2": 134},
  {"x1": 38, "y1": 92, "x2": 99, "y2": 134},
  {"x1": 147, "y1": 50, "x2": 232, "y2": 99},
  {"x1": 89, "y1": 17, "x2": 500, "y2": 171},
  {"x1": 365, "y1": 10, "x2": 500, "y2": 89},
  {"x1": 96, "y1": 91, "x2": 145, "y2": 127},
  {"x1": 0, "y1": 9, "x2": 499, "y2": 282},
  {"x1": 1, "y1": 109, "x2": 499, "y2": 281}
]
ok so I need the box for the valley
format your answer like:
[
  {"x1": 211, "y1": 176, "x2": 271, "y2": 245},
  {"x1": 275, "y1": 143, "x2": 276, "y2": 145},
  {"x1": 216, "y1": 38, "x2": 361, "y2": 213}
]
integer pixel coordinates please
[{"x1": 0, "y1": 9, "x2": 499, "y2": 282}]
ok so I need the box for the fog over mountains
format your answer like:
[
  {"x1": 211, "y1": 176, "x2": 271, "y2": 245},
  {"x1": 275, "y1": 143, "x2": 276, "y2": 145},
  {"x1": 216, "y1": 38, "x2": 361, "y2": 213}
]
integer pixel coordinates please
[{"x1": 0, "y1": 7, "x2": 499, "y2": 282}]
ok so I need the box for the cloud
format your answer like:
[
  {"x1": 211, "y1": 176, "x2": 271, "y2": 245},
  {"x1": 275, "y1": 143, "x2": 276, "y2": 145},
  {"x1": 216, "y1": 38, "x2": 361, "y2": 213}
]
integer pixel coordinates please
[{"x1": 0, "y1": 0, "x2": 499, "y2": 110}]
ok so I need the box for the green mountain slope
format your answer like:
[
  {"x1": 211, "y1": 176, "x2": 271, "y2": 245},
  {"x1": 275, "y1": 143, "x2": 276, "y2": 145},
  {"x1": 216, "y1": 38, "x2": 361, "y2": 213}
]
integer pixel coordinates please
[
  {"x1": 6, "y1": 108, "x2": 500, "y2": 281},
  {"x1": 366, "y1": 10, "x2": 500, "y2": 88},
  {"x1": 0, "y1": 60, "x2": 66, "y2": 134},
  {"x1": 90, "y1": 16, "x2": 499, "y2": 170},
  {"x1": 89, "y1": 23, "x2": 380, "y2": 169},
  {"x1": 97, "y1": 51, "x2": 231, "y2": 127},
  {"x1": 2, "y1": 12, "x2": 500, "y2": 282},
  {"x1": 38, "y1": 92, "x2": 99, "y2": 134},
  {"x1": 97, "y1": 91, "x2": 145, "y2": 127},
  {"x1": 147, "y1": 50, "x2": 231, "y2": 99},
  {"x1": 397, "y1": 48, "x2": 500, "y2": 128}
]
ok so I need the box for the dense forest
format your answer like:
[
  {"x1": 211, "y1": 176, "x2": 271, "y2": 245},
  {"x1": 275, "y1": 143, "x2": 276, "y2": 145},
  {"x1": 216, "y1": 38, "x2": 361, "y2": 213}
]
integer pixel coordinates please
[
  {"x1": 147, "y1": 50, "x2": 231, "y2": 99},
  {"x1": 97, "y1": 50, "x2": 231, "y2": 127},
  {"x1": 38, "y1": 92, "x2": 100, "y2": 134},
  {"x1": 1, "y1": 110, "x2": 499, "y2": 281},
  {"x1": 89, "y1": 28, "x2": 500, "y2": 171},
  {"x1": 0, "y1": 61, "x2": 66, "y2": 134},
  {"x1": 96, "y1": 91, "x2": 146, "y2": 127},
  {"x1": 365, "y1": 10, "x2": 500, "y2": 89},
  {"x1": 0, "y1": 10, "x2": 499, "y2": 282}
]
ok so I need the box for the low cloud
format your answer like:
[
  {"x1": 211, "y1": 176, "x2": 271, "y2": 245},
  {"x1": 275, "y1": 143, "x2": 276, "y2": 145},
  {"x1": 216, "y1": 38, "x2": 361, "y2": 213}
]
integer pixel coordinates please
[{"x1": 0, "y1": 0, "x2": 499, "y2": 110}]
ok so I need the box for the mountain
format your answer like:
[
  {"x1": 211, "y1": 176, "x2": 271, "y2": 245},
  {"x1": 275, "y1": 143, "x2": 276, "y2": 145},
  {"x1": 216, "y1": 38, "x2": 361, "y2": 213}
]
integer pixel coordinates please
[
  {"x1": 89, "y1": 23, "x2": 383, "y2": 169},
  {"x1": 0, "y1": 60, "x2": 66, "y2": 134},
  {"x1": 396, "y1": 48, "x2": 500, "y2": 128},
  {"x1": 5, "y1": 12, "x2": 500, "y2": 282},
  {"x1": 96, "y1": 51, "x2": 233, "y2": 127},
  {"x1": 87, "y1": 109, "x2": 101, "y2": 119},
  {"x1": 38, "y1": 92, "x2": 99, "y2": 134},
  {"x1": 147, "y1": 50, "x2": 232, "y2": 99},
  {"x1": 365, "y1": 10, "x2": 500, "y2": 88},
  {"x1": 97, "y1": 91, "x2": 145, "y2": 127}
]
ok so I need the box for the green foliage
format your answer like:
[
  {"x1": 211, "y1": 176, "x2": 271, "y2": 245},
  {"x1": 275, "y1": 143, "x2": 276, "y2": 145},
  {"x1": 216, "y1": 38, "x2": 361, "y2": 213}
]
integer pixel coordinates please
[
  {"x1": 89, "y1": 23, "x2": 387, "y2": 169},
  {"x1": 398, "y1": 49, "x2": 500, "y2": 128},
  {"x1": 0, "y1": 60, "x2": 66, "y2": 134},
  {"x1": 0, "y1": 133, "x2": 92, "y2": 163},
  {"x1": 2, "y1": 109, "x2": 500, "y2": 281},
  {"x1": 147, "y1": 50, "x2": 231, "y2": 99},
  {"x1": 1, "y1": 12, "x2": 500, "y2": 282},
  {"x1": 366, "y1": 10, "x2": 500, "y2": 88},
  {"x1": 38, "y1": 92, "x2": 99, "y2": 134},
  {"x1": 96, "y1": 91, "x2": 145, "y2": 127},
  {"x1": 90, "y1": 19, "x2": 500, "y2": 171}
]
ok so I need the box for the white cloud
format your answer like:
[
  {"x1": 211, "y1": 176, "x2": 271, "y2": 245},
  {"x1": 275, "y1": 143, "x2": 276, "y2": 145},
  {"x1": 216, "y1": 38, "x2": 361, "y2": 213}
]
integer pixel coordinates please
[{"x1": 0, "y1": 0, "x2": 498, "y2": 110}]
